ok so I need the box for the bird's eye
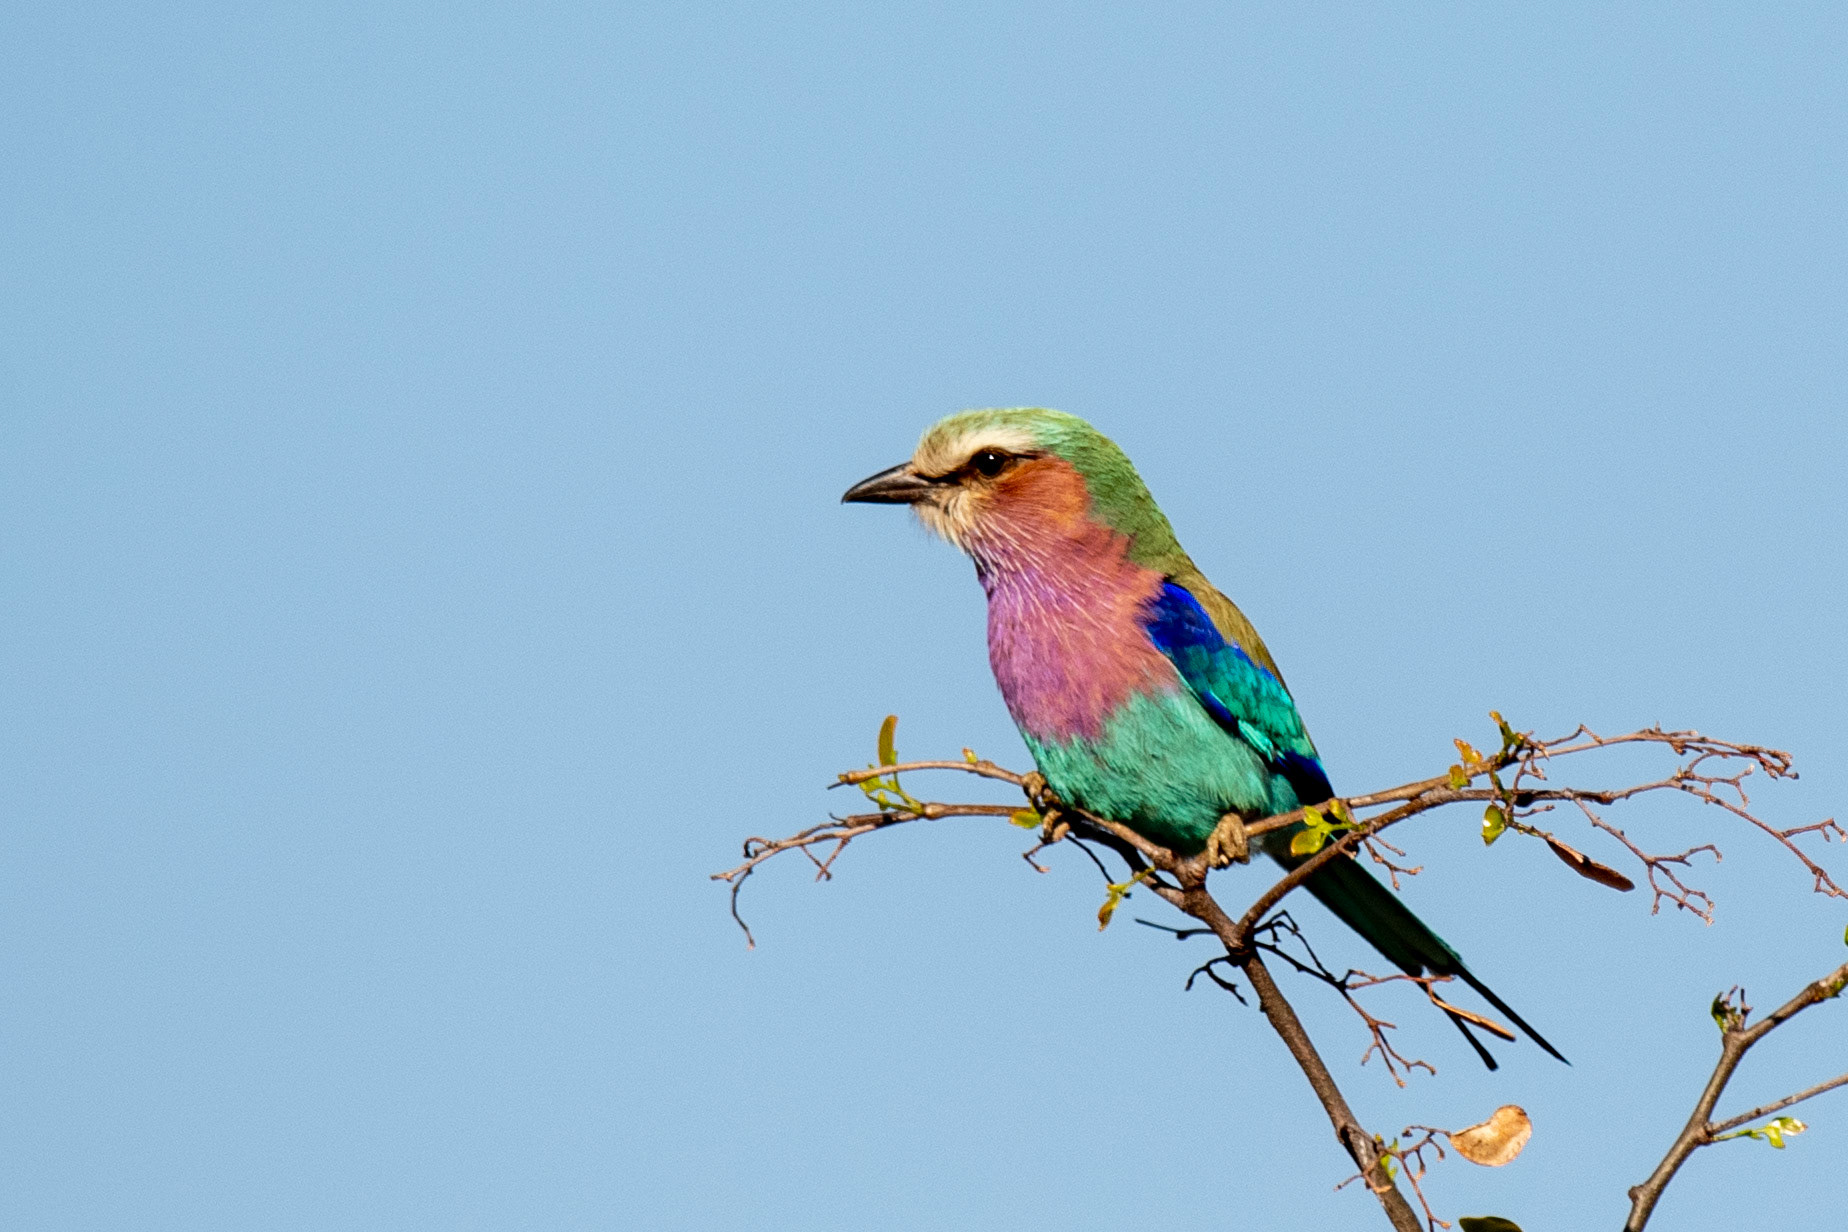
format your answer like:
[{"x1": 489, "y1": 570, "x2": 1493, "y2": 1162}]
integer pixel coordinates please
[{"x1": 970, "y1": 450, "x2": 1008, "y2": 478}]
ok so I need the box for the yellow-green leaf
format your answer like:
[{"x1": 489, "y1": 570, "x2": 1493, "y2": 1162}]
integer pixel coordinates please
[
  {"x1": 1716, "y1": 1115, "x2": 1806, "y2": 1148},
  {"x1": 1455, "y1": 738, "x2": 1483, "y2": 766},
  {"x1": 1763, "y1": 1116, "x2": 1806, "y2": 1148},
  {"x1": 1482, "y1": 805, "x2": 1507, "y2": 845},
  {"x1": 1291, "y1": 828, "x2": 1326, "y2": 857},
  {"x1": 1712, "y1": 993, "x2": 1741, "y2": 1033},
  {"x1": 1448, "y1": 764, "x2": 1469, "y2": 790},
  {"x1": 1097, "y1": 895, "x2": 1122, "y2": 930},
  {"x1": 1009, "y1": 809, "x2": 1040, "y2": 829},
  {"x1": 1096, "y1": 870, "x2": 1151, "y2": 931},
  {"x1": 1491, "y1": 710, "x2": 1522, "y2": 753},
  {"x1": 1302, "y1": 804, "x2": 1326, "y2": 830},
  {"x1": 876, "y1": 714, "x2": 899, "y2": 767}
]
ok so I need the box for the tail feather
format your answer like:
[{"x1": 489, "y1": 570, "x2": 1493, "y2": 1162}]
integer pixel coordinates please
[
  {"x1": 1283, "y1": 848, "x2": 1568, "y2": 1067},
  {"x1": 1445, "y1": 1011, "x2": 1502, "y2": 1071}
]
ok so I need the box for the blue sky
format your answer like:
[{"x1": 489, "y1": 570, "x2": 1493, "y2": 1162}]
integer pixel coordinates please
[{"x1": 5, "y1": 4, "x2": 1845, "y2": 1228}]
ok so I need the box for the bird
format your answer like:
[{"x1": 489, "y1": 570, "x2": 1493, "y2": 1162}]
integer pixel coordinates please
[{"x1": 843, "y1": 407, "x2": 1564, "y2": 1068}]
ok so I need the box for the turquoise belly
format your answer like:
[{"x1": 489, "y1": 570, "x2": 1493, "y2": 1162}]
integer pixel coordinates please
[{"x1": 1021, "y1": 689, "x2": 1298, "y2": 852}]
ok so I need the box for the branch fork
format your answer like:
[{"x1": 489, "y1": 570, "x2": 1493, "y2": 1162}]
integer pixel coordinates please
[{"x1": 714, "y1": 716, "x2": 1844, "y2": 1230}]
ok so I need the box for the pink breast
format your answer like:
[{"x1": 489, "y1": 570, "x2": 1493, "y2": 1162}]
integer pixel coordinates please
[{"x1": 977, "y1": 526, "x2": 1178, "y2": 742}]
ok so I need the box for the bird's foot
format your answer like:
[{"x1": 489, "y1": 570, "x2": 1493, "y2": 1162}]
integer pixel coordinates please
[
  {"x1": 1020, "y1": 771, "x2": 1059, "y2": 813},
  {"x1": 1205, "y1": 812, "x2": 1251, "y2": 868},
  {"x1": 1018, "y1": 772, "x2": 1073, "y2": 844}
]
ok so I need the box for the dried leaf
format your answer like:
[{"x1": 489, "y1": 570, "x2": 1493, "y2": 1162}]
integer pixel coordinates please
[
  {"x1": 1544, "y1": 836, "x2": 1636, "y2": 891},
  {"x1": 1459, "y1": 1219, "x2": 1525, "y2": 1232},
  {"x1": 1429, "y1": 994, "x2": 1516, "y2": 1041},
  {"x1": 1449, "y1": 1105, "x2": 1533, "y2": 1167}
]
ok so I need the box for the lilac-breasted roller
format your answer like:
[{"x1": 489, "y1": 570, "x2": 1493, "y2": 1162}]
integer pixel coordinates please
[{"x1": 844, "y1": 407, "x2": 1563, "y2": 1067}]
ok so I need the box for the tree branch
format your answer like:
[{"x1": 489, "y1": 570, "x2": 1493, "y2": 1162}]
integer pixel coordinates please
[
  {"x1": 1624, "y1": 960, "x2": 1848, "y2": 1230},
  {"x1": 714, "y1": 717, "x2": 1845, "y2": 1228},
  {"x1": 1242, "y1": 952, "x2": 1425, "y2": 1232}
]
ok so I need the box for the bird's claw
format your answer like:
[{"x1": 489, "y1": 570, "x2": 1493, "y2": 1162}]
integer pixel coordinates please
[
  {"x1": 1021, "y1": 771, "x2": 1058, "y2": 812},
  {"x1": 1017, "y1": 773, "x2": 1072, "y2": 843},
  {"x1": 1205, "y1": 812, "x2": 1251, "y2": 868}
]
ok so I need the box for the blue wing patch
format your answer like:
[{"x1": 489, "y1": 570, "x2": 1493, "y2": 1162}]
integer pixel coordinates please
[{"x1": 1145, "y1": 581, "x2": 1333, "y2": 804}]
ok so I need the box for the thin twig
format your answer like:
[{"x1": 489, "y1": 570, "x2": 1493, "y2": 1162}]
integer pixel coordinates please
[
  {"x1": 1254, "y1": 914, "x2": 1444, "y2": 1086},
  {"x1": 1706, "y1": 1071, "x2": 1848, "y2": 1137},
  {"x1": 832, "y1": 758, "x2": 1026, "y2": 788},
  {"x1": 1355, "y1": 1127, "x2": 1451, "y2": 1232}
]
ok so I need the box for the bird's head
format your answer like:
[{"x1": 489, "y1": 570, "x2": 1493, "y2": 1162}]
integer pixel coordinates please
[{"x1": 842, "y1": 408, "x2": 1185, "y2": 572}]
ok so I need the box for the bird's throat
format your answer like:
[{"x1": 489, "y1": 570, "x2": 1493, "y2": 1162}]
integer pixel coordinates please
[{"x1": 977, "y1": 522, "x2": 1177, "y2": 744}]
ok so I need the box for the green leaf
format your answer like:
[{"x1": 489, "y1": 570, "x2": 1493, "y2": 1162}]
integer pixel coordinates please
[
  {"x1": 1302, "y1": 804, "x2": 1326, "y2": 830},
  {"x1": 1290, "y1": 827, "x2": 1326, "y2": 857},
  {"x1": 1482, "y1": 805, "x2": 1507, "y2": 845},
  {"x1": 1763, "y1": 1116, "x2": 1805, "y2": 1148},
  {"x1": 1710, "y1": 991, "x2": 1748, "y2": 1033},
  {"x1": 876, "y1": 714, "x2": 899, "y2": 768},
  {"x1": 1459, "y1": 1219, "x2": 1525, "y2": 1232},
  {"x1": 1715, "y1": 1116, "x2": 1807, "y2": 1149},
  {"x1": 1448, "y1": 763, "x2": 1469, "y2": 790},
  {"x1": 1491, "y1": 709, "x2": 1523, "y2": 754},
  {"x1": 1009, "y1": 809, "x2": 1041, "y2": 829}
]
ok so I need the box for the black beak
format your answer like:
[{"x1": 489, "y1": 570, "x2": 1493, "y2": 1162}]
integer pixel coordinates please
[{"x1": 841, "y1": 463, "x2": 938, "y2": 505}]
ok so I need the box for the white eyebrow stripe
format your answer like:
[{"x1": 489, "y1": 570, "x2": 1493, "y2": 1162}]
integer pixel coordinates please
[{"x1": 913, "y1": 425, "x2": 1040, "y2": 477}]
